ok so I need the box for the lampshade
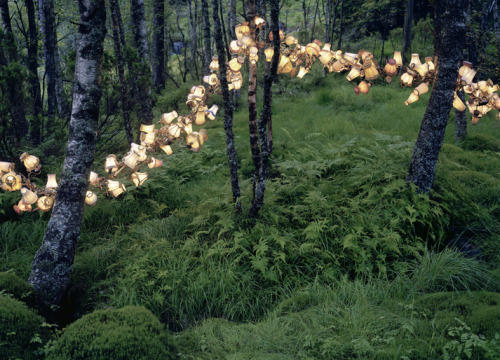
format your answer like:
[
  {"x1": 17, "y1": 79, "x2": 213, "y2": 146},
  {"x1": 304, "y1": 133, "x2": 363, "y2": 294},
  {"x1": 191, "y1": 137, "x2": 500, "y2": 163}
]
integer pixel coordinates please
[
  {"x1": 1, "y1": 172, "x2": 22, "y2": 191},
  {"x1": 140, "y1": 131, "x2": 156, "y2": 145},
  {"x1": 123, "y1": 151, "x2": 140, "y2": 169},
  {"x1": 0, "y1": 161, "x2": 14, "y2": 174},
  {"x1": 264, "y1": 47, "x2": 274, "y2": 62},
  {"x1": 140, "y1": 124, "x2": 155, "y2": 133},
  {"x1": 414, "y1": 83, "x2": 429, "y2": 95},
  {"x1": 240, "y1": 35, "x2": 254, "y2": 49},
  {"x1": 458, "y1": 61, "x2": 473, "y2": 77},
  {"x1": 209, "y1": 56, "x2": 219, "y2": 72},
  {"x1": 161, "y1": 144, "x2": 173, "y2": 155},
  {"x1": 358, "y1": 81, "x2": 370, "y2": 94},
  {"x1": 186, "y1": 133, "x2": 201, "y2": 152},
  {"x1": 414, "y1": 63, "x2": 429, "y2": 78},
  {"x1": 285, "y1": 35, "x2": 298, "y2": 46},
  {"x1": 277, "y1": 56, "x2": 293, "y2": 74},
  {"x1": 37, "y1": 196, "x2": 54, "y2": 212},
  {"x1": 235, "y1": 22, "x2": 250, "y2": 40},
  {"x1": 89, "y1": 171, "x2": 99, "y2": 186},
  {"x1": 461, "y1": 68, "x2": 476, "y2": 85},
  {"x1": 203, "y1": 74, "x2": 218, "y2": 86},
  {"x1": 393, "y1": 51, "x2": 403, "y2": 67},
  {"x1": 85, "y1": 191, "x2": 98, "y2": 206},
  {"x1": 400, "y1": 70, "x2": 415, "y2": 86},
  {"x1": 343, "y1": 52, "x2": 358, "y2": 65},
  {"x1": 404, "y1": 92, "x2": 420, "y2": 105},
  {"x1": 346, "y1": 65, "x2": 362, "y2": 81},
  {"x1": 409, "y1": 53, "x2": 422, "y2": 69},
  {"x1": 20, "y1": 187, "x2": 38, "y2": 205},
  {"x1": 16, "y1": 199, "x2": 32, "y2": 212},
  {"x1": 105, "y1": 154, "x2": 119, "y2": 174},
  {"x1": 228, "y1": 57, "x2": 245, "y2": 72},
  {"x1": 477, "y1": 80, "x2": 489, "y2": 93},
  {"x1": 184, "y1": 123, "x2": 193, "y2": 135},
  {"x1": 494, "y1": 94, "x2": 500, "y2": 110},
  {"x1": 363, "y1": 61, "x2": 379, "y2": 81},
  {"x1": 207, "y1": 105, "x2": 219, "y2": 120},
  {"x1": 471, "y1": 116, "x2": 480, "y2": 125},
  {"x1": 296, "y1": 66, "x2": 309, "y2": 79},
  {"x1": 167, "y1": 123, "x2": 183, "y2": 138},
  {"x1": 19, "y1": 152, "x2": 39, "y2": 172},
  {"x1": 229, "y1": 40, "x2": 242, "y2": 53},
  {"x1": 305, "y1": 42, "x2": 320, "y2": 57},
  {"x1": 130, "y1": 172, "x2": 149, "y2": 187},
  {"x1": 199, "y1": 129, "x2": 208, "y2": 143},
  {"x1": 452, "y1": 92, "x2": 466, "y2": 111},
  {"x1": 254, "y1": 15, "x2": 265, "y2": 28},
  {"x1": 318, "y1": 47, "x2": 334, "y2": 65},
  {"x1": 107, "y1": 180, "x2": 126, "y2": 197},
  {"x1": 161, "y1": 111, "x2": 178, "y2": 125},
  {"x1": 384, "y1": 59, "x2": 398, "y2": 76},
  {"x1": 331, "y1": 60, "x2": 344, "y2": 72},
  {"x1": 249, "y1": 53, "x2": 259, "y2": 65},
  {"x1": 425, "y1": 57, "x2": 435, "y2": 72},
  {"x1": 333, "y1": 50, "x2": 343, "y2": 60},
  {"x1": 196, "y1": 106, "x2": 208, "y2": 125},
  {"x1": 131, "y1": 143, "x2": 147, "y2": 162},
  {"x1": 148, "y1": 157, "x2": 163, "y2": 168},
  {"x1": 45, "y1": 174, "x2": 58, "y2": 189}
]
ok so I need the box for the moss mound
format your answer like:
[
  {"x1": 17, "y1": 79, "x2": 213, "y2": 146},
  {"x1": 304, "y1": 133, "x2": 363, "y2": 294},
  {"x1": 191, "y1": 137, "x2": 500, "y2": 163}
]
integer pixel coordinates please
[
  {"x1": 460, "y1": 134, "x2": 500, "y2": 152},
  {"x1": 47, "y1": 306, "x2": 177, "y2": 360},
  {"x1": 0, "y1": 272, "x2": 34, "y2": 304},
  {"x1": 0, "y1": 295, "x2": 50, "y2": 360}
]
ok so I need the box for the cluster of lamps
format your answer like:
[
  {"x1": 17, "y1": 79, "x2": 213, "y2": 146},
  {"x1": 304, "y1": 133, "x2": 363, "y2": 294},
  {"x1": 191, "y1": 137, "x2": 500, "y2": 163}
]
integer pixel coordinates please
[{"x1": 2, "y1": 16, "x2": 500, "y2": 214}]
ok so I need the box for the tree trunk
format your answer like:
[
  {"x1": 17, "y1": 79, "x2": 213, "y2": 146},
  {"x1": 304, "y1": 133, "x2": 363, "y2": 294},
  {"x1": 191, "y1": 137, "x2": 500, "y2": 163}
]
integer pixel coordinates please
[
  {"x1": 406, "y1": 0, "x2": 467, "y2": 192},
  {"x1": 229, "y1": 0, "x2": 236, "y2": 39},
  {"x1": 493, "y1": 0, "x2": 500, "y2": 68},
  {"x1": 54, "y1": 39, "x2": 70, "y2": 122},
  {"x1": 455, "y1": 90, "x2": 467, "y2": 144},
  {"x1": 249, "y1": 0, "x2": 279, "y2": 218},
  {"x1": 152, "y1": 0, "x2": 165, "y2": 90},
  {"x1": 109, "y1": 0, "x2": 133, "y2": 144},
  {"x1": 188, "y1": 0, "x2": 199, "y2": 78},
  {"x1": 219, "y1": 0, "x2": 230, "y2": 59},
  {"x1": 28, "y1": 0, "x2": 106, "y2": 310},
  {"x1": 302, "y1": 0, "x2": 308, "y2": 32},
  {"x1": 130, "y1": 0, "x2": 153, "y2": 125},
  {"x1": 337, "y1": 0, "x2": 343, "y2": 49},
  {"x1": 201, "y1": 0, "x2": 211, "y2": 74},
  {"x1": 0, "y1": 0, "x2": 29, "y2": 141},
  {"x1": 211, "y1": 0, "x2": 241, "y2": 210},
  {"x1": 402, "y1": 0, "x2": 414, "y2": 65},
  {"x1": 329, "y1": 0, "x2": 338, "y2": 47},
  {"x1": 310, "y1": 0, "x2": 319, "y2": 42}
]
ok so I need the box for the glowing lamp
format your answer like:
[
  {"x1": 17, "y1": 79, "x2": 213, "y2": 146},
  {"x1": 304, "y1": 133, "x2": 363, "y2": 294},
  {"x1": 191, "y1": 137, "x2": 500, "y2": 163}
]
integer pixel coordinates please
[
  {"x1": 414, "y1": 83, "x2": 429, "y2": 95},
  {"x1": 123, "y1": 151, "x2": 139, "y2": 169},
  {"x1": 37, "y1": 196, "x2": 54, "y2": 212},
  {"x1": 471, "y1": 116, "x2": 480, "y2": 125},
  {"x1": 196, "y1": 106, "x2": 208, "y2": 125},
  {"x1": 404, "y1": 92, "x2": 419, "y2": 106},
  {"x1": 0, "y1": 161, "x2": 14, "y2": 174},
  {"x1": 358, "y1": 81, "x2": 370, "y2": 94},
  {"x1": 414, "y1": 63, "x2": 429, "y2": 78},
  {"x1": 409, "y1": 53, "x2": 422, "y2": 69},
  {"x1": 425, "y1": 57, "x2": 435, "y2": 72},
  {"x1": 148, "y1": 157, "x2": 163, "y2": 168},
  {"x1": 45, "y1": 174, "x2": 58, "y2": 189},
  {"x1": 105, "y1": 155, "x2": 119, "y2": 174},
  {"x1": 400, "y1": 70, "x2": 415, "y2": 86},
  {"x1": 140, "y1": 132, "x2": 156, "y2": 145},
  {"x1": 207, "y1": 105, "x2": 219, "y2": 120},
  {"x1": 254, "y1": 15, "x2": 265, "y2": 28},
  {"x1": 393, "y1": 51, "x2": 403, "y2": 67},
  {"x1": 346, "y1": 65, "x2": 362, "y2": 81},
  {"x1": 277, "y1": 56, "x2": 293, "y2": 74},
  {"x1": 167, "y1": 123, "x2": 183, "y2": 138},
  {"x1": 452, "y1": 92, "x2": 466, "y2": 111},
  {"x1": 107, "y1": 180, "x2": 126, "y2": 197},
  {"x1": 130, "y1": 172, "x2": 149, "y2": 187},
  {"x1": 20, "y1": 152, "x2": 39, "y2": 172},
  {"x1": 131, "y1": 143, "x2": 147, "y2": 162},
  {"x1": 363, "y1": 61, "x2": 379, "y2": 81},
  {"x1": 203, "y1": 74, "x2": 218, "y2": 86},
  {"x1": 85, "y1": 191, "x2": 97, "y2": 206},
  {"x1": 333, "y1": 50, "x2": 343, "y2": 60},
  {"x1": 384, "y1": 59, "x2": 398, "y2": 76},
  {"x1": 305, "y1": 43, "x2": 320, "y2": 57},
  {"x1": 20, "y1": 187, "x2": 37, "y2": 205},
  {"x1": 161, "y1": 145, "x2": 173, "y2": 155},
  {"x1": 140, "y1": 124, "x2": 155, "y2": 133},
  {"x1": 209, "y1": 56, "x2": 219, "y2": 72},
  {"x1": 1, "y1": 172, "x2": 22, "y2": 191},
  {"x1": 461, "y1": 68, "x2": 476, "y2": 85},
  {"x1": 186, "y1": 133, "x2": 201, "y2": 152},
  {"x1": 228, "y1": 57, "x2": 245, "y2": 72},
  {"x1": 249, "y1": 53, "x2": 259, "y2": 65},
  {"x1": 331, "y1": 60, "x2": 344, "y2": 72},
  {"x1": 89, "y1": 171, "x2": 99, "y2": 186},
  {"x1": 16, "y1": 199, "x2": 32, "y2": 213},
  {"x1": 235, "y1": 22, "x2": 250, "y2": 40},
  {"x1": 458, "y1": 61, "x2": 473, "y2": 77},
  {"x1": 285, "y1": 35, "x2": 298, "y2": 46},
  {"x1": 264, "y1": 47, "x2": 274, "y2": 62},
  {"x1": 297, "y1": 66, "x2": 309, "y2": 79},
  {"x1": 161, "y1": 111, "x2": 178, "y2": 125}
]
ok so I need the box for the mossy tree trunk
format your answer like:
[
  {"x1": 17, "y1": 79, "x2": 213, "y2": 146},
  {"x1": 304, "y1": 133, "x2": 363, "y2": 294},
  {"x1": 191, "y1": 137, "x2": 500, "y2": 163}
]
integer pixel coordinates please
[
  {"x1": 152, "y1": 0, "x2": 165, "y2": 90},
  {"x1": 406, "y1": 0, "x2": 467, "y2": 192},
  {"x1": 402, "y1": 0, "x2": 414, "y2": 65},
  {"x1": 201, "y1": 0, "x2": 212, "y2": 74},
  {"x1": 28, "y1": 0, "x2": 106, "y2": 310},
  {"x1": 212, "y1": 0, "x2": 241, "y2": 210}
]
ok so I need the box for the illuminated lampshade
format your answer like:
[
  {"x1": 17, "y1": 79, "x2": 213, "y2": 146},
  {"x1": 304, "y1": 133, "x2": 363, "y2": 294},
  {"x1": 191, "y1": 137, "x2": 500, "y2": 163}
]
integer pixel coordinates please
[
  {"x1": 249, "y1": 46, "x2": 258, "y2": 56},
  {"x1": 16, "y1": 199, "x2": 32, "y2": 213},
  {"x1": 199, "y1": 129, "x2": 208, "y2": 142},
  {"x1": 331, "y1": 60, "x2": 344, "y2": 72},
  {"x1": 203, "y1": 73, "x2": 218, "y2": 86},
  {"x1": 184, "y1": 123, "x2": 193, "y2": 134},
  {"x1": 161, "y1": 111, "x2": 178, "y2": 125},
  {"x1": 404, "y1": 92, "x2": 419, "y2": 106},
  {"x1": 186, "y1": 94, "x2": 203, "y2": 108},
  {"x1": 494, "y1": 94, "x2": 500, "y2": 110},
  {"x1": 148, "y1": 157, "x2": 163, "y2": 168},
  {"x1": 363, "y1": 61, "x2": 379, "y2": 81},
  {"x1": 249, "y1": 53, "x2": 259, "y2": 65},
  {"x1": 228, "y1": 57, "x2": 245, "y2": 72},
  {"x1": 191, "y1": 85, "x2": 205, "y2": 97},
  {"x1": 0, "y1": 161, "x2": 14, "y2": 174},
  {"x1": 463, "y1": 84, "x2": 475, "y2": 94},
  {"x1": 140, "y1": 131, "x2": 156, "y2": 145},
  {"x1": 167, "y1": 123, "x2": 183, "y2": 138},
  {"x1": 358, "y1": 81, "x2": 370, "y2": 94},
  {"x1": 458, "y1": 61, "x2": 473, "y2": 77},
  {"x1": 264, "y1": 47, "x2": 274, "y2": 62},
  {"x1": 19, "y1": 152, "x2": 39, "y2": 172},
  {"x1": 393, "y1": 51, "x2": 403, "y2": 67},
  {"x1": 254, "y1": 15, "x2": 265, "y2": 28},
  {"x1": 89, "y1": 171, "x2": 99, "y2": 186},
  {"x1": 461, "y1": 68, "x2": 476, "y2": 85},
  {"x1": 384, "y1": 59, "x2": 398, "y2": 76},
  {"x1": 37, "y1": 196, "x2": 54, "y2": 212},
  {"x1": 305, "y1": 43, "x2": 320, "y2": 57},
  {"x1": 425, "y1": 57, "x2": 435, "y2": 72},
  {"x1": 477, "y1": 80, "x2": 489, "y2": 93},
  {"x1": 297, "y1": 66, "x2": 309, "y2": 79},
  {"x1": 400, "y1": 70, "x2": 415, "y2": 86},
  {"x1": 240, "y1": 35, "x2": 254, "y2": 49},
  {"x1": 130, "y1": 172, "x2": 149, "y2": 187},
  {"x1": 409, "y1": 53, "x2": 422, "y2": 69},
  {"x1": 343, "y1": 52, "x2": 358, "y2": 65},
  {"x1": 105, "y1": 154, "x2": 119, "y2": 174},
  {"x1": 277, "y1": 56, "x2": 293, "y2": 74},
  {"x1": 140, "y1": 124, "x2": 155, "y2": 133},
  {"x1": 232, "y1": 78, "x2": 243, "y2": 90},
  {"x1": 85, "y1": 191, "x2": 97, "y2": 206},
  {"x1": 229, "y1": 40, "x2": 242, "y2": 53},
  {"x1": 318, "y1": 45, "x2": 334, "y2": 65},
  {"x1": 123, "y1": 151, "x2": 139, "y2": 169},
  {"x1": 414, "y1": 62, "x2": 429, "y2": 78},
  {"x1": 269, "y1": 29, "x2": 285, "y2": 41},
  {"x1": 20, "y1": 187, "x2": 38, "y2": 205},
  {"x1": 209, "y1": 56, "x2": 219, "y2": 72},
  {"x1": 285, "y1": 35, "x2": 298, "y2": 46},
  {"x1": 196, "y1": 106, "x2": 208, "y2": 125},
  {"x1": 414, "y1": 83, "x2": 429, "y2": 95},
  {"x1": 453, "y1": 92, "x2": 466, "y2": 111},
  {"x1": 333, "y1": 50, "x2": 343, "y2": 60},
  {"x1": 1, "y1": 172, "x2": 22, "y2": 191},
  {"x1": 207, "y1": 105, "x2": 219, "y2": 120},
  {"x1": 107, "y1": 180, "x2": 126, "y2": 198},
  {"x1": 487, "y1": 81, "x2": 499, "y2": 95},
  {"x1": 161, "y1": 144, "x2": 173, "y2": 155},
  {"x1": 45, "y1": 174, "x2": 58, "y2": 189},
  {"x1": 471, "y1": 116, "x2": 480, "y2": 125},
  {"x1": 235, "y1": 22, "x2": 250, "y2": 40},
  {"x1": 186, "y1": 133, "x2": 201, "y2": 152},
  {"x1": 131, "y1": 143, "x2": 147, "y2": 162},
  {"x1": 346, "y1": 65, "x2": 362, "y2": 81}
]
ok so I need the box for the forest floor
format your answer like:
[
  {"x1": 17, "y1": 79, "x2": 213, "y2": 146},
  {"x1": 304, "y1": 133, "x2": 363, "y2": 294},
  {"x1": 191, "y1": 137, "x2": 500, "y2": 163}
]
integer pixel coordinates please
[{"x1": 2, "y1": 69, "x2": 500, "y2": 359}]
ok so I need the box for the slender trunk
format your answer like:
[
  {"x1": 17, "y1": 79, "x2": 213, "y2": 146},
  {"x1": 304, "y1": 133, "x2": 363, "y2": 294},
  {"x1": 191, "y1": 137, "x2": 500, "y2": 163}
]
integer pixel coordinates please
[
  {"x1": 337, "y1": 0, "x2": 343, "y2": 49},
  {"x1": 302, "y1": 0, "x2": 308, "y2": 32},
  {"x1": 28, "y1": 0, "x2": 106, "y2": 310},
  {"x1": 229, "y1": 0, "x2": 236, "y2": 39},
  {"x1": 249, "y1": 0, "x2": 279, "y2": 218},
  {"x1": 211, "y1": 0, "x2": 241, "y2": 210},
  {"x1": 402, "y1": 0, "x2": 414, "y2": 65},
  {"x1": 201, "y1": 0, "x2": 211, "y2": 74},
  {"x1": 0, "y1": 0, "x2": 28, "y2": 140},
  {"x1": 219, "y1": 0, "x2": 230, "y2": 59},
  {"x1": 54, "y1": 44, "x2": 70, "y2": 122},
  {"x1": 110, "y1": 0, "x2": 133, "y2": 144},
  {"x1": 130, "y1": 0, "x2": 153, "y2": 125},
  {"x1": 152, "y1": 0, "x2": 165, "y2": 90},
  {"x1": 242, "y1": 0, "x2": 246, "y2": 18},
  {"x1": 466, "y1": 1, "x2": 478, "y2": 66},
  {"x1": 493, "y1": 0, "x2": 500, "y2": 68},
  {"x1": 310, "y1": 0, "x2": 319, "y2": 42},
  {"x1": 455, "y1": 90, "x2": 467, "y2": 144},
  {"x1": 324, "y1": 0, "x2": 331, "y2": 44},
  {"x1": 188, "y1": 0, "x2": 199, "y2": 78},
  {"x1": 25, "y1": 0, "x2": 43, "y2": 145},
  {"x1": 406, "y1": 0, "x2": 467, "y2": 192},
  {"x1": 329, "y1": 1, "x2": 338, "y2": 46}
]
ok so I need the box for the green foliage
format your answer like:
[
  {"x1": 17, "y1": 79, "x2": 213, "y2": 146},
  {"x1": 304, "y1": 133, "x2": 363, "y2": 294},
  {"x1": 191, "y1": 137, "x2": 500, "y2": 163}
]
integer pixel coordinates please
[
  {"x1": 459, "y1": 134, "x2": 500, "y2": 153},
  {"x1": 0, "y1": 295, "x2": 51, "y2": 360},
  {"x1": 46, "y1": 306, "x2": 177, "y2": 360},
  {"x1": 0, "y1": 271, "x2": 34, "y2": 303}
]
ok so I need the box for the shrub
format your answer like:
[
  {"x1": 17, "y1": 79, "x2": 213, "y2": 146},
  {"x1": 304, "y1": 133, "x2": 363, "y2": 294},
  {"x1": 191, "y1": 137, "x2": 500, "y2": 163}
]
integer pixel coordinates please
[
  {"x1": 0, "y1": 271, "x2": 34, "y2": 303},
  {"x1": 0, "y1": 295, "x2": 50, "y2": 360},
  {"x1": 47, "y1": 306, "x2": 177, "y2": 360},
  {"x1": 460, "y1": 134, "x2": 500, "y2": 152}
]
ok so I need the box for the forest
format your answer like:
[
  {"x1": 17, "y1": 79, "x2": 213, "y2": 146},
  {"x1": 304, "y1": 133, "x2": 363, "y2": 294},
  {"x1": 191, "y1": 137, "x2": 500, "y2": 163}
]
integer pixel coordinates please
[{"x1": 0, "y1": 0, "x2": 500, "y2": 358}]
